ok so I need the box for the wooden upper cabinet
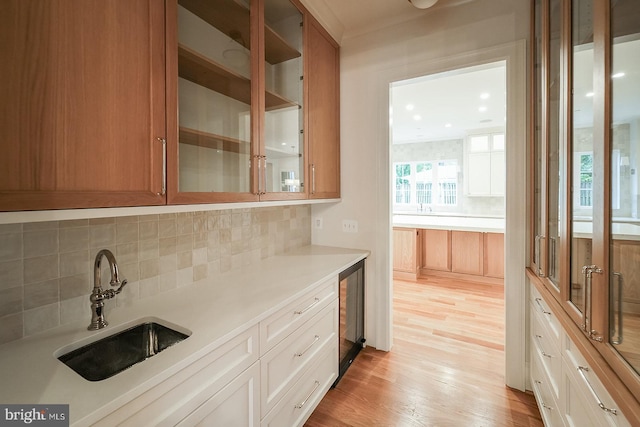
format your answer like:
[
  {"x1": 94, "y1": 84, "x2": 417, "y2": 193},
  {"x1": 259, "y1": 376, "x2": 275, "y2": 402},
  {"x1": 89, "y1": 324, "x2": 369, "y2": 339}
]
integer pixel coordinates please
[
  {"x1": 306, "y1": 16, "x2": 340, "y2": 199},
  {"x1": 0, "y1": 0, "x2": 166, "y2": 211}
]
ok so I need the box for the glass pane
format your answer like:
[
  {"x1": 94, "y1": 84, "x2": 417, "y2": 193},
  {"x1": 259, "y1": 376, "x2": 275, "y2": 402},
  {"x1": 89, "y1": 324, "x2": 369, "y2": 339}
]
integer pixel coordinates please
[
  {"x1": 570, "y1": 0, "x2": 594, "y2": 314},
  {"x1": 609, "y1": 0, "x2": 640, "y2": 375},
  {"x1": 533, "y1": 0, "x2": 543, "y2": 269},
  {"x1": 264, "y1": 0, "x2": 304, "y2": 193},
  {"x1": 547, "y1": 0, "x2": 562, "y2": 288},
  {"x1": 177, "y1": 1, "x2": 252, "y2": 193}
]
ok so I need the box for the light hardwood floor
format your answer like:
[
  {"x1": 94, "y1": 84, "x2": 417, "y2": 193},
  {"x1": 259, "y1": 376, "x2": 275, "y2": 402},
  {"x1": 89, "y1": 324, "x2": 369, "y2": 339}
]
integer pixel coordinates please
[{"x1": 306, "y1": 276, "x2": 543, "y2": 427}]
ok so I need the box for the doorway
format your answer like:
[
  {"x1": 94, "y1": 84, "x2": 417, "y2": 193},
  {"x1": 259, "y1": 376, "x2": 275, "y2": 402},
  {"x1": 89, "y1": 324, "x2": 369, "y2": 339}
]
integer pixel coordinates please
[{"x1": 381, "y1": 42, "x2": 528, "y2": 390}]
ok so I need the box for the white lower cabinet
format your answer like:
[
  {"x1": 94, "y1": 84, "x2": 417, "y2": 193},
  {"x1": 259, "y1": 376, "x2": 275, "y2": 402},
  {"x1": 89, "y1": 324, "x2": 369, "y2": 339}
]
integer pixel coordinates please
[
  {"x1": 177, "y1": 362, "x2": 260, "y2": 427},
  {"x1": 96, "y1": 275, "x2": 340, "y2": 427},
  {"x1": 94, "y1": 324, "x2": 259, "y2": 426},
  {"x1": 259, "y1": 277, "x2": 339, "y2": 426},
  {"x1": 529, "y1": 282, "x2": 631, "y2": 427},
  {"x1": 261, "y1": 342, "x2": 338, "y2": 427}
]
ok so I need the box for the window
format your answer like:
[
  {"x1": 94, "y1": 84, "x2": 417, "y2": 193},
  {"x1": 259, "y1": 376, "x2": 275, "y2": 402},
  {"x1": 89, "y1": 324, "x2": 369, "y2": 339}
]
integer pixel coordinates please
[
  {"x1": 578, "y1": 153, "x2": 593, "y2": 207},
  {"x1": 395, "y1": 163, "x2": 411, "y2": 204},
  {"x1": 392, "y1": 160, "x2": 458, "y2": 210},
  {"x1": 573, "y1": 150, "x2": 621, "y2": 210}
]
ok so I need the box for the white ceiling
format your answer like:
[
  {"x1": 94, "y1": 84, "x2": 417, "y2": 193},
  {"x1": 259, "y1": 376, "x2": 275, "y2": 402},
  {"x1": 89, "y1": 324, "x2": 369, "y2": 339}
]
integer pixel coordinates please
[{"x1": 391, "y1": 61, "x2": 507, "y2": 144}]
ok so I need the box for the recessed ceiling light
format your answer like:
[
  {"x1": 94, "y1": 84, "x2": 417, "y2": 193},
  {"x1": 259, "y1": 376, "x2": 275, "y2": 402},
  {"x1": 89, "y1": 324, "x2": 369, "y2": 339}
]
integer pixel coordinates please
[
  {"x1": 406, "y1": 104, "x2": 415, "y2": 111},
  {"x1": 413, "y1": 114, "x2": 422, "y2": 121},
  {"x1": 478, "y1": 106, "x2": 487, "y2": 112},
  {"x1": 612, "y1": 72, "x2": 625, "y2": 78},
  {"x1": 445, "y1": 123, "x2": 452, "y2": 128},
  {"x1": 281, "y1": 142, "x2": 287, "y2": 146},
  {"x1": 480, "y1": 93, "x2": 490, "y2": 100},
  {"x1": 586, "y1": 92, "x2": 594, "y2": 97}
]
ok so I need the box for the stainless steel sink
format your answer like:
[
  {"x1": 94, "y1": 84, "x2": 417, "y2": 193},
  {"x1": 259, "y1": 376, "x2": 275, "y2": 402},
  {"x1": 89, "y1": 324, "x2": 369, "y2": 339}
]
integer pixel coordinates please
[{"x1": 58, "y1": 322, "x2": 190, "y2": 381}]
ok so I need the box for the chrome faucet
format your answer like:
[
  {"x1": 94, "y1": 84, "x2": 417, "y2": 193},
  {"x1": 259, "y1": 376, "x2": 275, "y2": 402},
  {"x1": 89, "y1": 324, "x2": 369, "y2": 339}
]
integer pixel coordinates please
[{"x1": 88, "y1": 249, "x2": 128, "y2": 330}]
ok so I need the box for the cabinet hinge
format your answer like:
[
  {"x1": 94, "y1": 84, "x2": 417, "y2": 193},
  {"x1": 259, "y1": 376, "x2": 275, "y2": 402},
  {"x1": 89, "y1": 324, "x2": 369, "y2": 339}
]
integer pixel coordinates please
[
  {"x1": 300, "y1": 129, "x2": 304, "y2": 134},
  {"x1": 300, "y1": 21, "x2": 303, "y2": 28},
  {"x1": 300, "y1": 75, "x2": 304, "y2": 81}
]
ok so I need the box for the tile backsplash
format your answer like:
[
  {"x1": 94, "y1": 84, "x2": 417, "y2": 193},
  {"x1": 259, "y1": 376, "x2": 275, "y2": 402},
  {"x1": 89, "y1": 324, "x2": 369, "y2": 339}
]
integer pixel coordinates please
[{"x1": 0, "y1": 205, "x2": 311, "y2": 345}]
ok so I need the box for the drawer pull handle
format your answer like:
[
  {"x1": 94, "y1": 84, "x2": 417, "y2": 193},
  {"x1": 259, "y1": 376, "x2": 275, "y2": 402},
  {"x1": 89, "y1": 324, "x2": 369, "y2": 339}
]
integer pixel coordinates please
[
  {"x1": 541, "y1": 401, "x2": 554, "y2": 411},
  {"x1": 295, "y1": 380, "x2": 320, "y2": 409},
  {"x1": 535, "y1": 298, "x2": 551, "y2": 315},
  {"x1": 295, "y1": 298, "x2": 320, "y2": 315},
  {"x1": 577, "y1": 366, "x2": 618, "y2": 415},
  {"x1": 295, "y1": 335, "x2": 320, "y2": 357},
  {"x1": 535, "y1": 334, "x2": 553, "y2": 358}
]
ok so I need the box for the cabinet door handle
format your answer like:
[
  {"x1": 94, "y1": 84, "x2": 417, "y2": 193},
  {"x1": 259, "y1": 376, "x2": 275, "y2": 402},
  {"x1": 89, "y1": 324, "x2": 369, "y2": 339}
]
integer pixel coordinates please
[
  {"x1": 311, "y1": 163, "x2": 316, "y2": 194},
  {"x1": 156, "y1": 137, "x2": 166, "y2": 196},
  {"x1": 535, "y1": 297, "x2": 551, "y2": 316},
  {"x1": 534, "y1": 334, "x2": 553, "y2": 358},
  {"x1": 263, "y1": 156, "x2": 268, "y2": 195},
  {"x1": 582, "y1": 265, "x2": 603, "y2": 341},
  {"x1": 294, "y1": 297, "x2": 320, "y2": 315},
  {"x1": 256, "y1": 156, "x2": 263, "y2": 195},
  {"x1": 294, "y1": 335, "x2": 320, "y2": 357},
  {"x1": 295, "y1": 380, "x2": 320, "y2": 409},
  {"x1": 577, "y1": 366, "x2": 618, "y2": 415},
  {"x1": 612, "y1": 272, "x2": 623, "y2": 345}
]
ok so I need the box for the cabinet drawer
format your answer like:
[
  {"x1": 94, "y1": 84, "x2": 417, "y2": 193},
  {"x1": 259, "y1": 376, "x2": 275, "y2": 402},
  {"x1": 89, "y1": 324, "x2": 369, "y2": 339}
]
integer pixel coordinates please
[
  {"x1": 260, "y1": 301, "x2": 338, "y2": 417},
  {"x1": 260, "y1": 276, "x2": 337, "y2": 355},
  {"x1": 530, "y1": 283, "x2": 561, "y2": 343},
  {"x1": 177, "y1": 362, "x2": 260, "y2": 427},
  {"x1": 261, "y1": 342, "x2": 337, "y2": 427},
  {"x1": 562, "y1": 336, "x2": 630, "y2": 427},
  {"x1": 530, "y1": 352, "x2": 564, "y2": 427},
  {"x1": 94, "y1": 325, "x2": 259, "y2": 427},
  {"x1": 531, "y1": 306, "x2": 561, "y2": 400}
]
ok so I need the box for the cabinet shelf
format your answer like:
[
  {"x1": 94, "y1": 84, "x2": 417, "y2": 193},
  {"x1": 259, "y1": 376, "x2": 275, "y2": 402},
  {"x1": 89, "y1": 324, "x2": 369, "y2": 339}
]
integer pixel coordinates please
[
  {"x1": 178, "y1": 44, "x2": 298, "y2": 111},
  {"x1": 179, "y1": 127, "x2": 249, "y2": 154},
  {"x1": 178, "y1": 0, "x2": 301, "y2": 65},
  {"x1": 265, "y1": 146, "x2": 302, "y2": 159}
]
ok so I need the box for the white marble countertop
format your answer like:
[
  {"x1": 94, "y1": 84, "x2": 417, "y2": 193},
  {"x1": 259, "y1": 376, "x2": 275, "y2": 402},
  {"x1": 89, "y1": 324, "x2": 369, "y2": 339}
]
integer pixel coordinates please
[
  {"x1": 393, "y1": 214, "x2": 505, "y2": 233},
  {"x1": 0, "y1": 245, "x2": 368, "y2": 426}
]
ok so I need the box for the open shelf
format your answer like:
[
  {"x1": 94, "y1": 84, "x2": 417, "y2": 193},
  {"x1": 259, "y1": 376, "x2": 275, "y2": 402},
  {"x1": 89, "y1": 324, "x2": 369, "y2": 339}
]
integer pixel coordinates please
[
  {"x1": 179, "y1": 127, "x2": 249, "y2": 154},
  {"x1": 178, "y1": 0, "x2": 301, "y2": 65},
  {"x1": 178, "y1": 45, "x2": 298, "y2": 111}
]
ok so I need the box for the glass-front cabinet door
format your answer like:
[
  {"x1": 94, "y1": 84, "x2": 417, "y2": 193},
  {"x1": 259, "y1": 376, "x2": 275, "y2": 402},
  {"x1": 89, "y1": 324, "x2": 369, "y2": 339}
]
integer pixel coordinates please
[
  {"x1": 170, "y1": 0, "x2": 305, "y2": 203},
  {"x1": 569, "y1": 0, "x2": 594, "y2": 335},
  {"x1": 176, "y1": 0, "x2": 257, "y2": 201},
  {"x1": 262, "y1": 0, "x2": 304, "y2": 199},
  {"x1": 607, "y1": 0, "x2": 640, "y2": 381}
]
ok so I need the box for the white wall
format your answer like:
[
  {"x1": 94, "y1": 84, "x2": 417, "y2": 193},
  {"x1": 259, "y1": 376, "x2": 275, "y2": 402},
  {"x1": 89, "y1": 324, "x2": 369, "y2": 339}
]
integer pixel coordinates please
[{"x1": 311, "y1": 0, "x2": 530, "y2": 388}]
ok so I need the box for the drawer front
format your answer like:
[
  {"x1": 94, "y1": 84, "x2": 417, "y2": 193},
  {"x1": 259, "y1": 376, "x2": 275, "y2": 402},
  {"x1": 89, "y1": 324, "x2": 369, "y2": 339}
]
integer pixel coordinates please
[
  {"x1": 261, "y1": 342, "x2": 338, "y2": 427},
  {"x1": 530, "y1": 352, "x2": 564, "y2": 427},
  {"x1": 260, "y1": 276, "x2": 338, "y2": 356},
  {"x1": 530, "y1": 283, "x2": 562, "y2": 342},
  {"x1": 562, "y1": 336, "x2": 630, "y2": 427},
  {"x1": 177, "y1": 362, "x2": 260, "y2": 427},
  {"x1": 95, "y1": 325, "x2": 259, "y2": 427},
  {"x1": 531, "y1": 305, "x2": 562, "y2": 400},
  {"x1": 260, "y1": 301, "x2": 338, "y2": 417}
]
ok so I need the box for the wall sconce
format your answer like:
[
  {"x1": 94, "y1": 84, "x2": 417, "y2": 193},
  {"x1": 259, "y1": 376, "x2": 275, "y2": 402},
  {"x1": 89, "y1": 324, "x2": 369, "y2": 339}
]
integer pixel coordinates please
[{"x1": 408, "y1": 0, "x2": 439, "y2": 9}]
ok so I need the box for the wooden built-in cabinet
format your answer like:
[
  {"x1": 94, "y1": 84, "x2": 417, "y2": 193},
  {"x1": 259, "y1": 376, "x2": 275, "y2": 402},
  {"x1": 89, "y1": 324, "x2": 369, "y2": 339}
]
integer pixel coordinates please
[
  {"x1": 451, "y1": 231, "x2": 484, "y2": 276},
  {"x1": 392, "y1": 227, "x2": 503, "y2": 282},
  {"x1": 529, "y1": 0, "x2": 640, "y2": 421},
  {"x1": 0, "y1": 0, "x2": 166, "y2": 211},
  {"x1": 306, "y1": 17, "x2": 340, "y2": 199},
  {"x1": 420, "y1": 229, "x2": 451, "y2": 272},
  {"x1": 168, "y1": 0, "x2": 340, "y2": 205},
  {"x1": 392, "y1": 228, "x2": 419, "y2": 280},
  {"x1": 0, "y1": 0, "x2": 340, "y2": 212}
]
